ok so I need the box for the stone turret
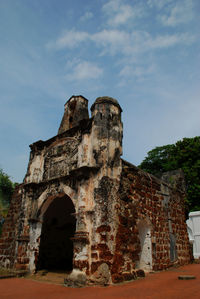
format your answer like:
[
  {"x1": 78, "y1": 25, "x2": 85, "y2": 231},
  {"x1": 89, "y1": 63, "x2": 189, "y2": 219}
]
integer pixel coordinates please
[
  {"x1": 91, "y1": 96, "x2": 122, "y2": 114},
  {"x1": 58, "y1": 95, "x2": 89, "y2": 134},
  {"x1": 90, "y1": 96, "x2": 123, "y2": 174}
]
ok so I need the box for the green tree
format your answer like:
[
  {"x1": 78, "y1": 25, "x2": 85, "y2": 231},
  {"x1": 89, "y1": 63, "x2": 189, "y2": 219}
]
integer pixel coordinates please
[
  {"x1": 139, "y1": 137, "x2": 200, "y2": 212},
  {"x1": 139, "y1": 144, "x2": 176, "y2": 177},
  {"x1": 0, "y1": 169, "x2": 15, "y2": 205},
  {"x1": 0, "y1": 169, "x2": 15, "y2": 235}
]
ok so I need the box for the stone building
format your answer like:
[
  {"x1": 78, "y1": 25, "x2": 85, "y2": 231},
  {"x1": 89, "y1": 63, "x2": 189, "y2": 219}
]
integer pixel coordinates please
[{"x1": 0, "y1": 96, "x2": 190, "y2": 285}]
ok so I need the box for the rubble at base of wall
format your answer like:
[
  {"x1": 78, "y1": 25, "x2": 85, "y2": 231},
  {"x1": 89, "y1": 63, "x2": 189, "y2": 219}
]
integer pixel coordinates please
[
  {"x1": 63, "y1": 266, "x2": 146, "y2": 287},
  {"x1": 64, "y1": 270, "x2": 87, "y2": 287}
]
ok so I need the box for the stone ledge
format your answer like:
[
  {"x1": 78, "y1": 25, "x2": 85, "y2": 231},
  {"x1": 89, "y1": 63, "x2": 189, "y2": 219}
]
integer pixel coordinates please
[{"x1": 178, "y1": 275, "x2": 196, "y2": 280}]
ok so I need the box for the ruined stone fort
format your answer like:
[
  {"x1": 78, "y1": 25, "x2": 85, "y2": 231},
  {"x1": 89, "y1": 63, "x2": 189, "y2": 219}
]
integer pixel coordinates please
[{"x1": 0, "y1": 96, "x2": 190, "y2": 285}]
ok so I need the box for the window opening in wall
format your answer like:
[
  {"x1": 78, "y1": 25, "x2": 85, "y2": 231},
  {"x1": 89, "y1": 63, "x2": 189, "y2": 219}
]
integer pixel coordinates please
[{"x1": 37, "y1": 195, "x2": 76, "y2": 271}]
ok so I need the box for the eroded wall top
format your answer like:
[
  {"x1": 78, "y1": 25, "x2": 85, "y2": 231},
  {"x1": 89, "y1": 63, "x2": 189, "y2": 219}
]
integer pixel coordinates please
[{"x1": 58, "y1": 95, "x2": 89, "y2": 134}]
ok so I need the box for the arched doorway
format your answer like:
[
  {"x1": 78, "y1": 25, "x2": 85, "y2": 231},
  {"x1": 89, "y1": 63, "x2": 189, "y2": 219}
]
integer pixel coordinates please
[
  {"x1": 137, "y1": 219, "x2": 152, "y2": 271},
  {"x1": 37, "y1": 195, "x2": 76, "y2": 271}
]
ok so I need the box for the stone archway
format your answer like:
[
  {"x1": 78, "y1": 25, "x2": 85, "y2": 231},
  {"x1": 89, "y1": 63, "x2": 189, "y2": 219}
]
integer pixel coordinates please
[
  {"x1": 137, "y1": 219, "x2": 152, "y2": 271},
  {"x1": 36, "y1": 194, "x2": 76, "y2": 271}
]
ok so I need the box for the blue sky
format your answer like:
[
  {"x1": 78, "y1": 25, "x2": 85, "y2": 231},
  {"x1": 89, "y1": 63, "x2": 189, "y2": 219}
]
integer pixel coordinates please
[{"x1": 0, "y1": 0, "x2": 199, "y2": 183}]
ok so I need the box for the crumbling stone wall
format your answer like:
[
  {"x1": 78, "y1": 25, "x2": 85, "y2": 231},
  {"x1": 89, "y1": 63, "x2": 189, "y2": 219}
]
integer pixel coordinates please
[
  {"x1": 161, "y1": 169, "x2": 186, "y2": 192},
  {"x1": 0, "y1": 95, "x2": 191, "y2": 286},
  {"x1": 116, "y1": 160, "x2": 190, "y2": 277},
  {"x1": 58, "y1": 95, "x2": 89, "y2": 134},
  {"x1": 0, "y1": 185, "x2": 23, "y2": 269}
]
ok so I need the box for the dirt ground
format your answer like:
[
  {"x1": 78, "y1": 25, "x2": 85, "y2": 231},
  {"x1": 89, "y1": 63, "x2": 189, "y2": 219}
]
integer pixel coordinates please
[{"x1": 0, "y1": 264, "x2": 199, "y2": 299}]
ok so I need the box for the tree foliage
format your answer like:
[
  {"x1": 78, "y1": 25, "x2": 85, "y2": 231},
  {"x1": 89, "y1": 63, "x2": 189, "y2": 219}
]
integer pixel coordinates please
[
  {"x1": 0, "y1": 169, "x2": 15, "y2": 206},
  {"x1": 0, "y1": 169, "x2": 16, "y2": 235},
  {"x1": 139, "y1": 137, "x2": 200, "y2": 212}
]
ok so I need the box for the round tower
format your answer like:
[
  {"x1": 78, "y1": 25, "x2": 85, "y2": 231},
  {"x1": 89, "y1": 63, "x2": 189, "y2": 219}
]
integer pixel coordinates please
[
  {"x1": 91, "y1": 96, "x2": 122, "y2": 114},
  {"x1": 90, "y1": 96, "x2": 123, "y2": 170}
]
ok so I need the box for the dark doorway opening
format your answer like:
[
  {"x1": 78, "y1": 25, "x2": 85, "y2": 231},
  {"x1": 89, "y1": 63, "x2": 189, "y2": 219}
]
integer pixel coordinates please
[{"x1": 37, "y1": 195, "x2": 76, "y2": 271}]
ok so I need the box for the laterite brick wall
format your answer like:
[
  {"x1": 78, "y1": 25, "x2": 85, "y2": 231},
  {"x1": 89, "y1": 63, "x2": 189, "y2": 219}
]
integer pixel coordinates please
[
  {"x1": 0, "y1": 185, "x2": 22, "y2": 268},
  {"x1": 112, "y1": 161, "x2": 190, "y2": 282}
]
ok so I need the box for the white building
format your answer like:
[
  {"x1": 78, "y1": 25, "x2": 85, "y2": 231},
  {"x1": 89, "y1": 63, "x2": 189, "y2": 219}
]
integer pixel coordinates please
[{"x1": 187, "y1": 211, "x2": 200, "y2": 259}]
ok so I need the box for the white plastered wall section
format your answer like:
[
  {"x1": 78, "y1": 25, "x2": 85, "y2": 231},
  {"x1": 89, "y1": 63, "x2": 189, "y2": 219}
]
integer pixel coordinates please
[
  {"x1": 187, "y1": 211, "x2": 200, "y2": 259},
  {"x1": 137, "y1": 219, "x2": 152, "y2": 271}
]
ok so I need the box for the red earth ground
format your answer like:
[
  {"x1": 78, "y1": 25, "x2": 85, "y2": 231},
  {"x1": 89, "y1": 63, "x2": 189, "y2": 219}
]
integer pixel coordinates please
[{"x1": 0, "y1": 264, "x2": 199, "y2": 299}]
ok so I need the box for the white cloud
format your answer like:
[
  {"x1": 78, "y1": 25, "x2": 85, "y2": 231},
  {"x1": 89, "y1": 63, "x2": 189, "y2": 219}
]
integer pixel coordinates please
[
  {"x1": 93, "y1": 30, "x2": 195, "y2": 57},
  {"x1": 80, "y1": 11, "x2": 93, "y2": 22},
  {"x1": 48, "y1": 27, "x2": 196, "y2": 84},
  {"x1": 48, "y1": 28, "x2": 130, "y2": 55},
  {"x1": 92, "y1": 29, "x2": 129, "y2": 55},
  {"x1": 159, "y1": 0, "x2": 194, "y2": 27},
  {"x1": 147, "y1": 0, "x2": 173, "y2": 9},
  {"x1": 65, "y1": 60, "x2": 103, "y2": 81},
  {"x1": 50, "y1": 29, "x2": 195, "y2": 56},
  {"x1": 102, "y1": 0, "x2": 144, "y2": 27},
  {"x1": 47, "y1": 29, "x2": 89, "y2": 49},
  {"x1": 47, "y1": 2, "x2": 196, "y2": 87},
  {"x1": 102, "y1": 0, "x2": 120, "y2": 12},
  {"x1": 145, "y1": 33, "x2": 195, "y2": 49},
  {"x1": 119, "y1": 64, "x2": 155, "y2": 79}
]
